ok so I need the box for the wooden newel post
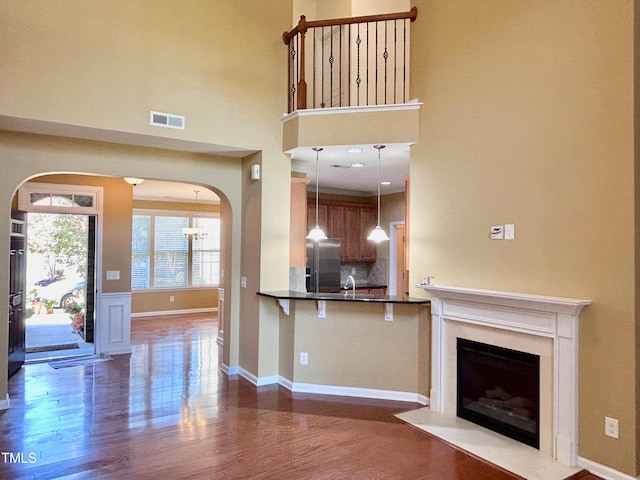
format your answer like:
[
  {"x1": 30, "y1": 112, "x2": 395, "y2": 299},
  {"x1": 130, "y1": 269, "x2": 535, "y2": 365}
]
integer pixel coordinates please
[{"x1": 296, "y1": 15, "x2": 307, "y2": 110}]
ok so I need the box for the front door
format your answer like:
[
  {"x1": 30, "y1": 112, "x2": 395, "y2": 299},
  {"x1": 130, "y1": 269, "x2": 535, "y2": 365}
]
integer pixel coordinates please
[{"x1": 8, "y1": 210, "x2": 26, "y2": 377}]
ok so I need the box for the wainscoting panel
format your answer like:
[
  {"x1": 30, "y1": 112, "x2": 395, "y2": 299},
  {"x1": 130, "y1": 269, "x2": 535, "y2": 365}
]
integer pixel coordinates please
[{"x1": 96, "y1": 292, "x2": 132, "y2": 355}]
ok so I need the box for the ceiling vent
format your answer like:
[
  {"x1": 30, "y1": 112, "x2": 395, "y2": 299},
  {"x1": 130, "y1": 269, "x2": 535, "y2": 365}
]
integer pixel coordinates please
[
  {"x1": 330, "y1": 164, "x2": 352, "y2": 169},
  {"x1": 150, "y1": 111, "x2": 185, "y2": 130}
]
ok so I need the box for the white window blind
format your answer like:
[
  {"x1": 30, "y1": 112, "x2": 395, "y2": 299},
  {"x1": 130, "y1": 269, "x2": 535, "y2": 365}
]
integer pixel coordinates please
[{"x1": 131, "y1": 211, "x2": 220, "y2": 290}]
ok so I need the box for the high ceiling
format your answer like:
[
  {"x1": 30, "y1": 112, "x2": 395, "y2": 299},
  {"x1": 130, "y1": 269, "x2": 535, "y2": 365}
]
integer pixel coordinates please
[
  {"x1": 134, "y1": 142, "x2": 411, "y2": 202},
  {"x1": 289, "y1": 143, "x2": 411, "y2": 196}
]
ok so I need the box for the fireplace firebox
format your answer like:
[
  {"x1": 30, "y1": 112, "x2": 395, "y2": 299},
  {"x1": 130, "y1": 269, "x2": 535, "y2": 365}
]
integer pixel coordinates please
[{"x1": 457, "y1": 338, "x2": 540, "y2": 449}]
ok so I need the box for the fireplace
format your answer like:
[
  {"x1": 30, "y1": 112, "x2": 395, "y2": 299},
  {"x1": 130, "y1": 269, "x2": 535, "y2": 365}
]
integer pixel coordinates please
[
  {"x1": 420, "y1": 284, "x2": 590, "y2": 466},
  {"x1": 457, "y1": 338, "x2": 540, "y2": 449}
]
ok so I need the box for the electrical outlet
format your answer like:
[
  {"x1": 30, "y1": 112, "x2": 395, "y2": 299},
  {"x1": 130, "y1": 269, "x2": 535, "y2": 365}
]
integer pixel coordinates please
[
  {"x1": 605, "y1": 416, "x2": 619, "y2": 439},
  {"x1": 300, "y1": 352, "x2": 308, "y2": 365},
  {"x1": 169, "y1": 295, "x2": 175, "y2": 302}
]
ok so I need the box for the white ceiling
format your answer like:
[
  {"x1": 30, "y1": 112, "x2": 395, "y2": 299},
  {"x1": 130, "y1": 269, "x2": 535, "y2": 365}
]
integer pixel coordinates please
[
  {"x1": 132, "y1": 180, "x2": 220, "y2": 203},
  {"x1": 135, "y1": 143, "x2": 411, "y2": 202},
  {"x1": 289, "y1": 143, "x2": 411, "y2": 196}
]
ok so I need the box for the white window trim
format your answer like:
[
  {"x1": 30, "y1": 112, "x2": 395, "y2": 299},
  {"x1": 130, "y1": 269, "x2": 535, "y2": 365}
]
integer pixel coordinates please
[
  {"x1": 132, "y1": 208, "x2": 220, "y2": 291},
  {"x1": 18, "y1": 182, "x2": 103, "y2": 215}
]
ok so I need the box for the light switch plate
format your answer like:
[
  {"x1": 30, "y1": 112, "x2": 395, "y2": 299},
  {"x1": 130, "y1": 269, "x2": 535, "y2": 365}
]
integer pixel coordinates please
[
  {"x1": 505, "y1": 224, "x2": 515, "y2": 240},
  {"x1": 106, "y1": 270, "x2": 120, "y2": 280},
  {"x1": 491, "y1": 226, "x2": 504, "y2": 240}
]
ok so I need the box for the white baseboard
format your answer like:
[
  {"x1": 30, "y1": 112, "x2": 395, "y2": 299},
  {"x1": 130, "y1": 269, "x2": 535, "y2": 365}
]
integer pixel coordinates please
[
  {"x1": 237, "y1": 368, "x2": 278, "y2": 387},
  {"x1": 282, "y1": 380, "x2": 427, "y2": 404},
  {"x1": 132, "y1": 307, "x2": 217, "y2": 319},
  {"x1": 220, "y1": 367, "x2": 428, "y2": 405},
  {"x1": 578, "y1": 457, "x2": 639, "y2": 480},
  {"x1": 220, "y1": 363, "x2": 239, "y2": 376},
  {"x1": 0, "y1": 394, "x2": 9, "y2": 410}
]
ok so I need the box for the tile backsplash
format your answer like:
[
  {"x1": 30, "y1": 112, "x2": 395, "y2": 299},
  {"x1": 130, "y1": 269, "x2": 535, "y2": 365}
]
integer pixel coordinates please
[{"x1": 340, "y1": 258, "x2": 387, "y2": 286}]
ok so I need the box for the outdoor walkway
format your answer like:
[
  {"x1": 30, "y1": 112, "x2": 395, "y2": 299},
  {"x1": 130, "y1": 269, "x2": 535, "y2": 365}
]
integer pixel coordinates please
[{"x1": 26, "y1": 310, "x2": 94, "y2": 362}]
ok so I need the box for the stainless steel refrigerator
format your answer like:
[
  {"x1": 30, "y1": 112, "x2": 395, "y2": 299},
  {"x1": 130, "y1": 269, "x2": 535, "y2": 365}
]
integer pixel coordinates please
[{"x1": 306, "y1": 239, "x2": 342, "y2": 293}]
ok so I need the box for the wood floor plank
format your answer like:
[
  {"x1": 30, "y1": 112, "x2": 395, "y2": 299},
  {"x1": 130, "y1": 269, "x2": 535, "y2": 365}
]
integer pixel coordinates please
[{"x1": 0, "y1": 314, "x2": 602, "y2": 479}]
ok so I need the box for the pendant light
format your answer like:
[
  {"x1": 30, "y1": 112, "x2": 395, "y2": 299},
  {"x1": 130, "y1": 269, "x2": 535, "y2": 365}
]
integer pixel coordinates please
[
  {"x1": 124, "y1": 177, "x2": 145, "y2": 187},
  {"x1": 306, "y1": 147, "x2": 328, "y2": 241},
  {"x1": 182, "y1": 190, "x2": 208, "y2": 240},
  {"x1": 367, "y1": 144, "x2": 389, "y2": 242}
]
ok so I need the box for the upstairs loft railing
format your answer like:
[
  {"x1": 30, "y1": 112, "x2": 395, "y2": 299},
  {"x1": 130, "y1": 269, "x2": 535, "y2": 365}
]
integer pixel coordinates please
[{"x1": 283, "y1": 7, "x2": 418, "y2": 113}]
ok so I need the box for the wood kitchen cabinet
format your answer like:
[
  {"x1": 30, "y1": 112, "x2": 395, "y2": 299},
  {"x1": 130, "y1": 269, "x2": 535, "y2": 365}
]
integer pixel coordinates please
[
  {"x1": 358, "y1": 206, "x2": 377, "y2": 261},
  {"x1": 307, "y1": 203, "x2": 328, "y2": 232},
  {"x1": 358, "y1": 287, "x2": 387, "y2": 295},
  {"x1": 290, "y1": 177, "x2": 310, "y2": 267},
  {"x1": 307, "y1": 200, "x2": 377, "y2": 262}
]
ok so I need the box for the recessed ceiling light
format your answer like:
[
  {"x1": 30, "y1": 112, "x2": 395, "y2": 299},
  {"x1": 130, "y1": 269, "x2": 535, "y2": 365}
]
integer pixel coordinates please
[
  {"x1": 380, "y1": 181, "x2": 391, "y2": 185},
  {"x1": 347, "y1": 147, "x2": 363, "y2": 154},
  {"x1": 351, "y1": 162, "x2": 365, "y2": 168}
]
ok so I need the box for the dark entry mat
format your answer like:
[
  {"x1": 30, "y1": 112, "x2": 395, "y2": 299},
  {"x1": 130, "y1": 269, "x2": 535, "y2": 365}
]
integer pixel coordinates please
[{"x1": 26, "y1": 343, "x2": 79, "y2": 354}]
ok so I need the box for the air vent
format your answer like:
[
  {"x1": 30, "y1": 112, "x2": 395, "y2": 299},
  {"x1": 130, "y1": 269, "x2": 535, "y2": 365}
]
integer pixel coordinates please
[{"x1": 150, "y1": 111, "x2": 185, "y2": 130}]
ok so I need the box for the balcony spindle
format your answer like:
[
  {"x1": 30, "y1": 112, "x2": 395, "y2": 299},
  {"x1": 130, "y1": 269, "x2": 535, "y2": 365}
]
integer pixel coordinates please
[{"x1": 283, "y1": 7, "x2": 418, "y2": 113}]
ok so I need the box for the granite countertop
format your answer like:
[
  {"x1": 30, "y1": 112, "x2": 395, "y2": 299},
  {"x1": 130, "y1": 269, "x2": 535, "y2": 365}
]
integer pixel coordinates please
[{"x1": 257, "y1": 290, "x2": 430, "y2": 305}]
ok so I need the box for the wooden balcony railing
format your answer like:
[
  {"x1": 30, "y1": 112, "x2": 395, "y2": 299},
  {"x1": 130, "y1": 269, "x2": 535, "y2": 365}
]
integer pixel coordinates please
[{"x1": 283, "y1": 7, "x2": 418, "y2": 113}]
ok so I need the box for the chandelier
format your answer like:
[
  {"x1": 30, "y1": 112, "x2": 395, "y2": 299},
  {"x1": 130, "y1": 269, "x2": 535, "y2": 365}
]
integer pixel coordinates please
[{"x1": 182, "y1": 190, "x2": 208, "y2": 240}]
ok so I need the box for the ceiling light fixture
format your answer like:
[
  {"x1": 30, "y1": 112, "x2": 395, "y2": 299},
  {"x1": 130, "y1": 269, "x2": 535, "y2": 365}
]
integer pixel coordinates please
[
  {"x1": 182, "y1": 190, "x2": 208, "y2": 240},
  {"x1": 367, "y1": 145, "x2": 390, "y2": 243},
  {"x1": 351, "y1": 162, "x2": 365, "y2": 168},
  {"x1": 124, "y1": 177, "x2": 145, "y2": 187},
  {"x1": 307, "y1": 147, "x2": 328, "y2": 241},
  {"x1": 381, "y1": 181, "x2": 391, "y2": 185},
  {"x1": 347, "y1": 147, "x2": 363, "y2": 154}
]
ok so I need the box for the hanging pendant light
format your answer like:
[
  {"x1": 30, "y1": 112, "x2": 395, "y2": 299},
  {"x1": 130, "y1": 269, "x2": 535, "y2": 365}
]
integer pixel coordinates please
[
  {"x1": 182, "y1": 190, "x2": 208, "y2": 240},
  {"x1": 124, "y1": 177, "x2": 145, "y2": 187},
  {"x1": 306, "y1": 147, "x2": 328, "y2": 241},
  {"x1": 367, "y1": 145, "x2": 390, "y2": 242}
]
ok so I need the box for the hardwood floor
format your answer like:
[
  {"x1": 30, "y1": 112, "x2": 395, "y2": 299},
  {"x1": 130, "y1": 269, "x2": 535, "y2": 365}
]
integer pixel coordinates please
[{"x1": 1, "y1": 314, "x2": 602, "y2": 479}]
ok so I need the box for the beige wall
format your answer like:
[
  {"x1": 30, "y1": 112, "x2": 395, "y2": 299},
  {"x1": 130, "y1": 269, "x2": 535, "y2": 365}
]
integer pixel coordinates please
[
  {"x1": 379, "y1": 191, "x2": 406, "y2": 262},
  {"x1": 132, "y1": 289, "x2": 218, "y2": 314},
  {"x1": 0, "y1": 1, "x2": 290, "y2": 151},
  {"x1": 0, "y1": 0, "x2": 293, "y2": 411},
  {"x1": 292, "y1": 0, "x2": 410, "y2": 23},
  {"x1": 410, "y1": 0, "x2": 636, "y2": 475},
  {"x1": 283, "y1": 300, "x2": 428, "y2": 393}
]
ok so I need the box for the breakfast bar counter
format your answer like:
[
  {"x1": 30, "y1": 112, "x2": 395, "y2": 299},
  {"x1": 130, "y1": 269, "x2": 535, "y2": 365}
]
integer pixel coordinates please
[
  {"x1": 257, "y1": 290, "x2": 430, "y2": 305},
  {"x1": 256, "y1": 290, "x2": 431, "y2": 403}
]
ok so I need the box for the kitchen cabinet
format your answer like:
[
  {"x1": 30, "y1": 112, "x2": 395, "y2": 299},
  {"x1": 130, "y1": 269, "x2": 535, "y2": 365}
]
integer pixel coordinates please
[
  {"x1": 290, "y1": 177, "x2": 310, "y2": 267},
  {"x1": 307, "y1": 200, "x2": 377, "y2": 262},
  {"x1": 357, "y1": 287, "x2": 387, "y2": 295},
  {"x1": 307, "y1": 203, "x2": 328, "y2": 233},
  {"x1": 358, "y1": 206, "x2": 377, "y2": 261}
]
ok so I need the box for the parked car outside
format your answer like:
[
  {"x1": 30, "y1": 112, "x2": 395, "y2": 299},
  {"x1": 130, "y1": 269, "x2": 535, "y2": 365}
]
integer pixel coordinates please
[{"x1": 35, "y1": 277, "x2": 84, "y2": 309}]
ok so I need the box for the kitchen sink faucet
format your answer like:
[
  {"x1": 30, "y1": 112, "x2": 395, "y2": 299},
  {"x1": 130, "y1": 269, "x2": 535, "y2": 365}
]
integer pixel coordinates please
[{"x1": 343, "y1": 275, "x2": 356, "y2": 296}]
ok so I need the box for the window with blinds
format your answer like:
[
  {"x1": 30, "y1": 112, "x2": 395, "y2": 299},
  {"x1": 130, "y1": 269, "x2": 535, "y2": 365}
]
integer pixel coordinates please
[{"x1": 132, "y1": 211, "x2": 220, "y2": 290}]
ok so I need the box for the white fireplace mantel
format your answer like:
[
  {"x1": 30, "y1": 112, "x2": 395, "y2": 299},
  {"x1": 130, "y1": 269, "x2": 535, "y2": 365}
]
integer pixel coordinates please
[{"x1": 419, "y1": 284, "x2": 591, "y2": 467}]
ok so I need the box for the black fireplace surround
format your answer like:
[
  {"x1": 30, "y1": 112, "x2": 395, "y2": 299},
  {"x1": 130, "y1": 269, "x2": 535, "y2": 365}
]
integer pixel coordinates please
[{"x1": 457, "y1": 338, "x2": 540, "y2": 449}]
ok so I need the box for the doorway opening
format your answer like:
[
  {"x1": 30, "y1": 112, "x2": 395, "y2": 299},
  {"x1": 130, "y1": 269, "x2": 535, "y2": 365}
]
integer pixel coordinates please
[
  {"x1": 388, "y1": 221, "x2": 407, "y2": 296},
  {"x1": 25, "y1": 212, "x2": 96, "y2": 362}
]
